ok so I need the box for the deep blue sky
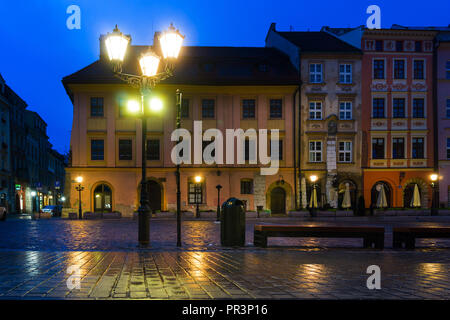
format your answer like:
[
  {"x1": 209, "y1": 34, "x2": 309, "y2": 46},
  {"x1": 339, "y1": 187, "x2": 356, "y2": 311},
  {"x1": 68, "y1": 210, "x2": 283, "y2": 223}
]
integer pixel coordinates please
[{"x1": 0, "y1": 0, "x2": 448, "y2": 154}]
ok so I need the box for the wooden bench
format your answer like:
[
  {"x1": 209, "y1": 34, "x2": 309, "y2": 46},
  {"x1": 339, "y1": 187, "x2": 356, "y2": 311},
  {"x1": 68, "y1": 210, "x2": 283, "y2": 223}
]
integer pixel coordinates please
[
  {"x1": 393, "y1": 227, "x2": 450, "y2": 249},
  {"x1": 254, "y1": 225, "x2": 384, "y2": 249}
]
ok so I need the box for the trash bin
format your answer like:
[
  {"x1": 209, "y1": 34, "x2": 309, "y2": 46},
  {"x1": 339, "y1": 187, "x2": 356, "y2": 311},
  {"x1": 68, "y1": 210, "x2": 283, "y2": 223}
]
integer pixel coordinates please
[{"x1": 220, "y1": 198, "x2": 246, "y2": 246}]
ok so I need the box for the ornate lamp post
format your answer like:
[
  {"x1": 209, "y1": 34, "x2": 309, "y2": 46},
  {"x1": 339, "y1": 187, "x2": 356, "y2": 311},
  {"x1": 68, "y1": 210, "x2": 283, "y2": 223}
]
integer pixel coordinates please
[
  {"x1": 310, "y1": 175, "x2": 318, "y2": 217},
  {"x1": 75, "y1": 176, "x2": 84, "y2": 219},
  {"x1": 194, "y1": 175, "x2": 202, "y2": 219},
  {"x1": 104, "y1": 24, "x2": 184, "y2": 246},
  {"x1": 430, "y1": 173, "x2": 438, "y2": 216},
  {"x1": 216, "y1": 184, "x2": 222, "y2": 221}
]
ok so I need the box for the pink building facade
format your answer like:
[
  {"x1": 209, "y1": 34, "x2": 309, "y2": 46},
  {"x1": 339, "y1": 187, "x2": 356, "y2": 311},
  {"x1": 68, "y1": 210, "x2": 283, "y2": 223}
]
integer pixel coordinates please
[{"x1": 437, "y1": 32, "x2": 450, "y2": 207}]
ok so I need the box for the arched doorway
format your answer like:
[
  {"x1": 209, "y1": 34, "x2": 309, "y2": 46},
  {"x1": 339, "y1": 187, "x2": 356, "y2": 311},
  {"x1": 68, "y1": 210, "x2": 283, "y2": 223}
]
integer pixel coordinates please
[
  {"x1": 270, "y1": 187, "x2": 286, "y2": 214},
  {"x1": 146, "y1": 180, "x2": 161, "y2": 212},
  {"x1": 371, "y1": 181, "x2": 392, "y2": 207},
  {"x1": 93, "y1": 184, "x2": 112, "y2": 212},
  {"x1": 403, "y1": 183, "x2": 421, "y2": 208}
]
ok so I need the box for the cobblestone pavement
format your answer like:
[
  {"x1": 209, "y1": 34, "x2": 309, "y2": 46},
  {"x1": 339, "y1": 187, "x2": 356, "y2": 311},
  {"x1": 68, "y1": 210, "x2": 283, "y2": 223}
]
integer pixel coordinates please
[
  {"x1": 0, "y1": 250, "x2": 449, "y2": 299},
  {"x1": 0, "y1": 217, "x2": 450, "y2": 299},
  {"x1": 1, "y1": 216, "x2": 450, "y2": 251}
]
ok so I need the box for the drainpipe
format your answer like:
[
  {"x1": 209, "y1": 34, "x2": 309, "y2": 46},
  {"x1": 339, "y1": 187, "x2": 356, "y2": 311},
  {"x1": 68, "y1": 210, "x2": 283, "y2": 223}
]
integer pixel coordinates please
[
  {"x1": 297, "y1": 50, "x2": 302, "y2": 209},
  {"x1": 432, "y1": 37, "x2": 439, "y2": 206},
  {"x1": 293, "y1": 86, "x2": 299, "y2": 210}
]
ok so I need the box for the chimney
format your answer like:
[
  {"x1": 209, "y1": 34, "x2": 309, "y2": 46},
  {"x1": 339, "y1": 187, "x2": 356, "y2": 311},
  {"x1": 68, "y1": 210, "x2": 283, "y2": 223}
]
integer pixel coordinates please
[
  {"x1": 99, "y1": 34, "x2": 107, "y2": 60},
  {"x1": 153, "y1": 31, "x2": 161, "y2": 56}
]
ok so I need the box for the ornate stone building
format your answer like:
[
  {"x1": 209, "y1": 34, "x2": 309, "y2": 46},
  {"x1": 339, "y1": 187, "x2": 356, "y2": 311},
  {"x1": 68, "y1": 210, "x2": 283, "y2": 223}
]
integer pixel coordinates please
[
  {"x1": 361, "y1": 27, "x2": 437, "y2": 208},
  {"x1": 266, "y1": 23, "x2": 363, "y2": 209}
]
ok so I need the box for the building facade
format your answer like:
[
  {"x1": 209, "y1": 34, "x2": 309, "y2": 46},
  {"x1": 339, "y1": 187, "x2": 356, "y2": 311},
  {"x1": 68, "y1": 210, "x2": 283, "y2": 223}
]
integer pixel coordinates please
[
  {"x1": 63, "y1": 41, "x2": 299, "y2": 217},
  {"x1": 0, "y1": 74, "x2": 66, "y2": 214},
  {"x1": 361, "y1": 28, "x2": 437, "y2": 208},
  {"x1": 436, "y1": 31, "x2": 450, "y2": 207},
  {"x1": 266, "y1": 24, "x2": 363, "y2": 209},
  {"x1": 0, "y1": 74, "x2": 12, "y2": 211}
]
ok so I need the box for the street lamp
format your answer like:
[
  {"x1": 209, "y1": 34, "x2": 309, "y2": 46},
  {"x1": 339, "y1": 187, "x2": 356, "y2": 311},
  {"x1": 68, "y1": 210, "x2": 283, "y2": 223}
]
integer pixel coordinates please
[
  {"x1": 75, "y1": 176, "x2": 84, "y2": 219},
  {"x1": 430, "y1": 173, "x2": 439, "y2": 216},
  {"x1": 216, "y1": 184, "x2": 223, "y2": 221},
  {"x1": 310, "y1": 175, "x2": 318, "y2": 217},
  {"x1": 104, "y1": 23, "x2": 184, "y2": 246},
  {"x1": 175, "y1": 89, "x2": 182, "y2": 247},
  {"x1": 194, "y1": 175, "x2": 202, "y2": 218}
]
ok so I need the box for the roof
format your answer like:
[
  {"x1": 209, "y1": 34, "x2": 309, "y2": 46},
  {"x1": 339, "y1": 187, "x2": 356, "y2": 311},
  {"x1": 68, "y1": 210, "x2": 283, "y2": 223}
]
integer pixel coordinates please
[
  {"x1": 391, "y1": 24, "x2": 450, "y2": 31},
  {"x1": 62, "y1": 46, "x2": 299, "y2": 98},
  {"x1": 275, "y1": 31, "x2": 361, "y2": 53}
]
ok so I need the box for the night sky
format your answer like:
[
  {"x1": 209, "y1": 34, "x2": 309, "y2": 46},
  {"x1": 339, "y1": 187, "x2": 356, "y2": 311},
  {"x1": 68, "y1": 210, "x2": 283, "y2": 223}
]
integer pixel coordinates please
[{"x1": 0, "y1": 0, "x2": 448, "y2": 154}]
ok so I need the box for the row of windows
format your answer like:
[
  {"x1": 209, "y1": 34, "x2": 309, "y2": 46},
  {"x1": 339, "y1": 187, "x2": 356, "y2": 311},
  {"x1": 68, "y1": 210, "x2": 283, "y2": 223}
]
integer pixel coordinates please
[
  {"x1": 372, "y1": 97, "x2": 425, "y2": 118},
  {"x1": 92, "y1": 139, "x2": 162, "y2": 161},
  {"x1": 187, "y1": 179, "x2": 254, "y2": 204},
  {"x1": 91, "y1": 139, "x2": 284, "y2": 161},
  {"x1": 309, "y1": 101, "x2": 353, "y2": 120},
  {"x1": 372, "y1": 137, "x2": 425, "y2": 159},
  {"x1": 373, "y1": 59, "x2": 425, "y2": 80},
  {"x1": 90, "y1": 97, "x2": 284, "y2": 120},
  {"x1": 308, "y1": 141, "x2": 353, "y2": 163},
  {"x1": 309, "y1": 63, "x2": 353, "y2": 84},
  {"x1": 372, "y1": 40, "x2": 425, "y2": 53}
]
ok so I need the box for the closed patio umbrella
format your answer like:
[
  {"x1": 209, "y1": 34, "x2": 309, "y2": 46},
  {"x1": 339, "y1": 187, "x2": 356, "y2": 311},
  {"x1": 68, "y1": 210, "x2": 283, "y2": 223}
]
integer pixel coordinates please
[
  {"x1": 342, "y1": 183, "x2": 352, "y2": 209},
  {"x1": 411, "y1": 184, "x2": 421, "y2": 207},
  {"x1": 376, "y1": 184, "x2": 388, "y2": 208},
  {"x1": 309, "y1": 187, "x2": 318, "y2": 209}
]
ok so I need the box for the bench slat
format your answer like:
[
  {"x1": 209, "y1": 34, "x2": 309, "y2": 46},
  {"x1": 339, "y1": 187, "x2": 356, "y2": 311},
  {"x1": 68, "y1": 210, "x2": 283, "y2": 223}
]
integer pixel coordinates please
[{"x1": 254, "y1": 225, "x2": 384, "y2": 233}]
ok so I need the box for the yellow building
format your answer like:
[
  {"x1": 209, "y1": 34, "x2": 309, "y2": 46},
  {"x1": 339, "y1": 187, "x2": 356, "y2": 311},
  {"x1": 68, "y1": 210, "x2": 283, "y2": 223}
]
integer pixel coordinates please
[{"x1": 62, "y1": 40, "x2": 300, "y2": 217}]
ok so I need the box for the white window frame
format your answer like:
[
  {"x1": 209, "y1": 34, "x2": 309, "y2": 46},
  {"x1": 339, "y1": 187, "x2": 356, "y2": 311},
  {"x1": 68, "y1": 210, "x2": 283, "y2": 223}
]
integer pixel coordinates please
[
  {"x1": 339, "y1": 102, "x2": 352, "y2": 120},
  {"x1": 413, "y1": 59, "x2": 426, "y2": 80},
  {"x1": 338, "y1": 141, "x2": 352, "y2": 163},
  {"x1": 309, "y1": 63, "x2": 323, "y2": 83},
  {"x1": 372, "y1": 58, "x2": 386, "y2": 80},
  {"x1": 391, "y1": 136, "x2": 406, "y2": 159},
  {"x1": 446, "y1": 60, "x2": 450, "y2": 80},
  {"x1": 371, "y1": 136, "x2": 386, "y2": 160},
  {"x1": 339, "y1": 64, "x2": 352, "y2": 83},
  {"x1": 447, "y1": 138, "x2": 450, "y2": 160},
  {"x1": 372, "y1": 96, "x2": 386, "y2": 118},
  {"x1": 446, "y1": 98, "x2": 450, "y2": 119},
  {"x1": 393, "y1": 58, "x2": 407, "y2": 80},
  {"x1": 309, "y1": 140, "x2": 322, "y2": 162},
  {"x1": 411, "y1": 136, "x2": 426, "y2": 159},
  {"x1": 309, "y1": 102, "x2": 322, "y2": 120}
]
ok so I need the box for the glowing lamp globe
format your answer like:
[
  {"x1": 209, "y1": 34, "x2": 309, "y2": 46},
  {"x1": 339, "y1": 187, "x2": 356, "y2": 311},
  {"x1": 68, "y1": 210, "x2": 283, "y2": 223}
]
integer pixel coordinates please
[
  {"x1": 150, "y1": 97, "x2": 163, "y2": 112},
  {"x1": 159, "y1": 23, "x2": 184, "y2": 59},
  {"x1": 195, "y1": 176, "x2": 202, "y2": 183},
  {"x1": 104, "y1": 25, "x2": 130, "y2": 62},
  {"x1": 139, "y1": 51, "x2": 160, "y2": 77},
  {"x1": 310, "y1": 175, "x2": 318, "y2": 183},
  {"x1": 128, "y1": 100, "x2": 140, "y2": 113}
]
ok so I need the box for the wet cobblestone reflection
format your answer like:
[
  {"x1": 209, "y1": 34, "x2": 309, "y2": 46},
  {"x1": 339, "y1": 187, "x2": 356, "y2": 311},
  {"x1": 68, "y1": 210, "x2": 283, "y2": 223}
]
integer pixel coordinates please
[{"x1": 0, "y1": 217, "x2": 449, "y2": 299}]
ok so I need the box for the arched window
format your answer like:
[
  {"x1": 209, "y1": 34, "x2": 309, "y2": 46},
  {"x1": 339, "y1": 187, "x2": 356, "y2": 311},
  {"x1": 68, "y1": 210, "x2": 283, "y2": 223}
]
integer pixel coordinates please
[{"x1": 93, "y1": 184, "x2": 112, "y2": 212}]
